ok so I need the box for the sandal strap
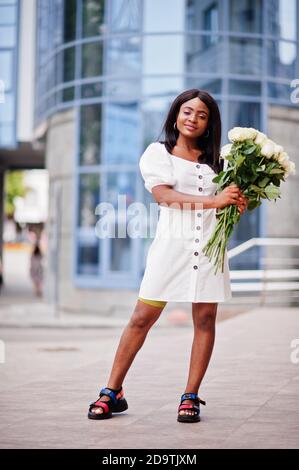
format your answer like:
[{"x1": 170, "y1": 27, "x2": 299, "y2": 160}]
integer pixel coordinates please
[
  {"x1": 179, "y1": 403, "x2": 199, "y2": 410},
  {"x1": 178, "y1": 403, "x2": 199, "y2": 414},
  {"x1": 181, "y1": 392, "x2": 198, "y2": 401},
  {"x1": 90, "y1": 401, "x2": 110, "y2": 413},
  {"x1": 180, "y1": 392, "x2": 206, "y2": 406},
  {"x1": 99, "y1": 387, "x2": 120, "y2": 404}
]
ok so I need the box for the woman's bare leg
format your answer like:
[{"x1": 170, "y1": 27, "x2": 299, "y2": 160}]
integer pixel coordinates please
[
  {"x1": 179, "y1": 302, "x2": 218, "y2": 416},
  {"x1": 91, "y1": 299, "x2": 166, "y2": 414}
]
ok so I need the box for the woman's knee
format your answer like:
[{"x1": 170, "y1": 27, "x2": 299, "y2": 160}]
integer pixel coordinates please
[
  {"x1": 193, "y1": 304, "x2": 217, "y2": 330},
  {"x1": 129, "y1": 301, "x2": 162, "y2": 329}
]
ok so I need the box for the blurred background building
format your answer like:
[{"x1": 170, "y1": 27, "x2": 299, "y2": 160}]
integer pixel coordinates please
[{"x1": 1, "y1": 0, "x2": 299, "y2": 313}]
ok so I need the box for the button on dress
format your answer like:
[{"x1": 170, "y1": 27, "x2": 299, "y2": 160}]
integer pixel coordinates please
[{"x1": 138, "y1": 141, "x2": 232, "y2": 303}]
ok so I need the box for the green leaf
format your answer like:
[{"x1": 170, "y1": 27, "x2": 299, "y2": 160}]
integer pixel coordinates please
[
  {"x1": 249, "y1": 184, "x2": 263, "y2": 193},
  {"x1": 212, "y1": 175, "x2": 222, "y2": 184},
  {"x1": 264, "y1": 185, "x2": 281, "y2": 200},
  {"x1": 256, "y1": 164, "x2": 266, "y2": 172},
  {"x1": 243, "y1": 145, "x2": 257, "y2": 155},
  {"x1": 236, "y1": 155, "x2": 246, "y2": 167},
  {"x1": 258, "y1": 177, "x2": 270, "y2": 188},
  {"x1": 270, "y1": 168, "x2": 285, "y2": 174},
  {"x1": 247, "y1": 199, "x2": 262, "y2": 211}
]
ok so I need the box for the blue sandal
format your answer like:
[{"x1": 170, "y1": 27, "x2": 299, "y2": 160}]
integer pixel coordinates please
[
  {"x1": 177, "y1": 392, "x2": 206, "y2": 423},
  {"x1": 88, "y1": 387, "x2": 128, "y2": 420}
]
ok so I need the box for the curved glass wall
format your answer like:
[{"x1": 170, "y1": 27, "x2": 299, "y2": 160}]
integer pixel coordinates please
[{"x1": 35, "y1": 0, "x2": 299, "y2": 284}]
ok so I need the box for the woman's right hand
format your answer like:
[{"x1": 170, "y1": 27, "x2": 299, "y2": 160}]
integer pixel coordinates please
[{"x1": 214, "y1": 184, "x2": 243, "y2": 209}]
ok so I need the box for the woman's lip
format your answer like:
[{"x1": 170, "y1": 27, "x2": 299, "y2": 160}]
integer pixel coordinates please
[{"x1": 185, "y1": 125, "x2": 197, "y2": 131}]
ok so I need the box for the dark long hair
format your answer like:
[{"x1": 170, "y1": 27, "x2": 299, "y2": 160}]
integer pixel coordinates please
[{"x1": 158, "y1": 89, "x2": 223, "y2": 173}]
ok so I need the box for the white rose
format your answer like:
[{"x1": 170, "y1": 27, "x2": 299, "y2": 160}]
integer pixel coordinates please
[
  {"x1": 254, "y1": 131, "x2": 268, "y2": 146},
  {"x1": 285, "y1": 160, "x2": 296, "y2": 178},
  {"x1": 261, "y1": 139, "x2": 276, "y2": 159},
  {"x1": 220, "y1": 143, "x2": 233, "y2": 159},
  {"x1": 274, "y1": 144, "x2": 284, "y2": 156},
  {"x1": 228, "y1": 127, "x2": 257, "y2": 142},
  {"x1": 278, "y1": 151, "x2": 290, "y2": 166}
]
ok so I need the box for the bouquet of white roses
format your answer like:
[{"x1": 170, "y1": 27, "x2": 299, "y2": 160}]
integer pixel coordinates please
[{"x1": 202, "y1": 127, "x2": 296, "y2": 274}]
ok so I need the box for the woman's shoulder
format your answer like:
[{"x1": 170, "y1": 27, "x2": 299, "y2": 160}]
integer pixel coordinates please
[{"x1": 144, "y1": 141, "x2": 165, "y2": 152}]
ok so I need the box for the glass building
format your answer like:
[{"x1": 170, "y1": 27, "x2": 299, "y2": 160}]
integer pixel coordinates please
[
  {"x1": 34, "y1": 0, "x2": 299, "y2": 308},
  {"x1": 0, "y1": 0, "x2": 19, "y2": 148}
]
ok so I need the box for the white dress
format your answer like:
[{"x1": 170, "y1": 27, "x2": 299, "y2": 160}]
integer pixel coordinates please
[{"x1": 138, "y1": 141, "x2": 232, "y2": 303}]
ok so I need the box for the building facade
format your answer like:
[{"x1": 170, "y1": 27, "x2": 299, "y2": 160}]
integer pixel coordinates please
[
  {"x1": 33, "y1": 0, "x2": 299, "y2": 314},
  {"x1": 0, "y1": 0, "x2": 44, "y2": 267}
]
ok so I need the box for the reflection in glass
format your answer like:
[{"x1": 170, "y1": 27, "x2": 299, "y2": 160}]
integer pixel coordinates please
[
  {"x1": 0, "y1": 5, "x2": 16, "y2": 23},
  {"x1": 230, "y1": 0, "x2": 262, "y2": 33},
  {"x1": 63, "y1": 0, "x2": 77, "y2": 42},
  {"x1": 142, "y1": 77, "x2": 182, "y2": 98},
  {"x1": 0, "y1": 93, "x2": 14, "y2": 122},
  {"x1": 0, "y1": 123, "x2": 14, "y2": 147},
  {"x1": 105, "y1": 79, "x2": 139, "y2": 99},
  {"x1": 141, "y1": 98, "x2": 171, "y2": 146},
  {"x1": 186, "y1": 34, "x2": 224, "y2": 73},
  {"x1": 107, "y1": 172, "x2": 136, "y2": 208},
  {"x1": 110, "y1": 235, "x2": 132, "y2": 271},
  {"x1": 81, "y1": 82, "x2": 103, "y2": 99},
  {"x1": 47, "y1": 57, "x2": 55, "y2": 90},
  {"x1": 63, "y1": 47, "x2": 75, "y2": 82},
  {"x1": 62, "y1": 86, "x2": 75, "y2": 102},
  {"x1": 267, "y1": 0, "x2": 297, "y2": 40},
  {"x1": 229, "y1": 38, "x2": 262, "y2": 75},
  {"x1": 0, "y1": 25, "x2": 15, "y2": 47},
  {"x1": 82, "y1": 0, "x2": 105, "y2": 37},
  {"x1": 186, "y1": 0, "x2": 196, "y2": 30},
  {"x1": 78, "y1": 173, "x2": 100, "y2": 227},
  {"x1": 110, "y1": 0, "x2": 141, "y2": 32},
  {"x1": 229, "y1": 80, "x2": 261, "y2": 96},
  {"x1": 203, "y1": 3, "x2": 219, "y2": 48},
  {"x1": 267, "y1": 40, "x2": 296, "y2": 79},
  {"x1": 228, "y1": 101, "x2": 261, "y2": 130},
  {"x1": 0, "y1": 51, "x2": 12, "y2": 89},
  {"x1": 106, "y1": 37, "x2": 141, "y2": 76},
  {"x1": 80, "y1": 104, "x2": 101, "y2": 165},
  {"x1": 267, "y1": 82, "x2": 291, "y2": 100},
  {"x1": 107, "y1": 171, "x2": 136, "y2": 272},
  {"x1": 186, "y1": 78, "x2": 221, "y2": 94},
  {"x1": 103, "y1": 103, "x2": 140, "y2": 164},
  {"x1": 77, "y1": 242, "x2": 99, "y2": 275},
  {"x1": 82, "y1": 42, "x2": 103, "y2": 78}
]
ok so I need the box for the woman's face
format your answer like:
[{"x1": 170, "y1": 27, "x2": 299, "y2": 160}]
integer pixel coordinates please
[{"x1": 175, "y1": 97, "x2": 210, "y2": 139}]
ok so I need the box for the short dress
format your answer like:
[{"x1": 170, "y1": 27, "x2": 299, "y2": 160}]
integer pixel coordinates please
[{"x1": 138, "y1": 141, "x2": 232, "y2": 303}]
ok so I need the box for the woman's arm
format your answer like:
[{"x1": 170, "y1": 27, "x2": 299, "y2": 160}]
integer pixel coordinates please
[
  {"x1": 152, "y1": 184, "x2": 248, "y2": 213},
  {"x1": 152, "y1": 185, "x2": 216, "y2": 209}
]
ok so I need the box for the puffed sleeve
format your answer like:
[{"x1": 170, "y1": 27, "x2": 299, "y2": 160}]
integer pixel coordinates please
[{"x1": 139, "y1": 142, "x2": 177, "y2": 193}]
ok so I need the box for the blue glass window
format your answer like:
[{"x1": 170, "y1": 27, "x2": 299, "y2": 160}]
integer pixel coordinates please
[
  {"x1": 203, "y1": 3, "x2": 219, "y2": 48},
  {"x1": 230, "y1": 0, "x2": 262, "y2": 33},
  {"x1": 80, "y1": 104, "x2": 102, "y2": 166}
]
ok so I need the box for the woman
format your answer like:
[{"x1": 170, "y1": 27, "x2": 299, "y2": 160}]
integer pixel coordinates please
[
  {"x1": 30, "y1": 242, "x2": 44, "y2": 297},
  {"x1": 88, "y1": 89, "x2": 248, "y2": 423}
]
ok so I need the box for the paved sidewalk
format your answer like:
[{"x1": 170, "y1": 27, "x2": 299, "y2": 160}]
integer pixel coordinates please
[
  {"x1": 0, "y1": 298, "x2": 249, "y2": 328},
  {"x1": 0, "y1": 306, "x2": 298, "y2": 449}
]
